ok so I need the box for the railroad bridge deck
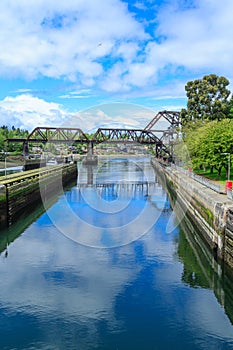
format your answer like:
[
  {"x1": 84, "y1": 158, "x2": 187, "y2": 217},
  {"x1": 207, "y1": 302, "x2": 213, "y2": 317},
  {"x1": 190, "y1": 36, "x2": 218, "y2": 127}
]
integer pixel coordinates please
[{"x1": 5, "y1": 110, "x2": 181, "y2": 159}]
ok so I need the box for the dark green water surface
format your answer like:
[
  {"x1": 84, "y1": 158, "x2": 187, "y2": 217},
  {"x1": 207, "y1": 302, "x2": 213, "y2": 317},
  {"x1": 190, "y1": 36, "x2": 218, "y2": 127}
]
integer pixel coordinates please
[{"x1": 0, "y1": 158, "x2": 233, "y2": 350}]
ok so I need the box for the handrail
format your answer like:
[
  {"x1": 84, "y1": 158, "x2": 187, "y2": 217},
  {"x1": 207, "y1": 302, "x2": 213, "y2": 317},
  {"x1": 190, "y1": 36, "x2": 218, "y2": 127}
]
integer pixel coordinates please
[
  {"x1": 171, "y1": 164, "x2": 222, "y2": 194},
  {"x1": 227, "y1": 189, "x2": 233, "y2": 200}
]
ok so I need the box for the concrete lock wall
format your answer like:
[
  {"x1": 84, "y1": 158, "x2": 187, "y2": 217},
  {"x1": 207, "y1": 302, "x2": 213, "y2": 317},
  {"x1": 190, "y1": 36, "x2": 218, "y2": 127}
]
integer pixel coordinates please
[
  {"x1": 0, "y1": 163, "x2": 78, "y2": 226},
  {"x1": 0, "y1": 184, "x2": 7, "y2": 224},
  {"x1": 151, "y1": 159, "x2": 233, "y2": 269}
]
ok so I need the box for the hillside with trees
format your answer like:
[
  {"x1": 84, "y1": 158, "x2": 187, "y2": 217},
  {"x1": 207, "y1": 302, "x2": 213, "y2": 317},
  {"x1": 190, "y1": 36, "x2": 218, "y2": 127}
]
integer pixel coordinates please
[{"x1": 0, "y1": 126, "x2": 29, "y2": 153}]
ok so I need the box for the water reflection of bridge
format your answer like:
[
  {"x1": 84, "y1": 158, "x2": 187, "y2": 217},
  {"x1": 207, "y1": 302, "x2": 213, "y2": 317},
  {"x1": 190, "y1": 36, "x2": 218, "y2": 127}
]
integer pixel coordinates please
[
  {"x1": 77, "y1": 181, "x2": 159, "y2": 197},
  {"x1": 68, "y1": 181, "x2": 172, "y2": 213},
  {"x1": 76, "y1": 157, "x2": 166, "y2": 201}
]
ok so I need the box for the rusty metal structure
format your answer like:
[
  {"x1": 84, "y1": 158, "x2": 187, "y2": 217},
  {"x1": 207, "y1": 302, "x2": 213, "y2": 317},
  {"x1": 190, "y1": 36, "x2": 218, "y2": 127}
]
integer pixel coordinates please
[
  {"x1": 144, "y1": 110, "x2": 181, "y2": 131},
  {"x1": 93, "y1": 128, "x2": 161, "y2": 144},
  {"x1": 6, "y1": 127, "x2": 90, "y2": 157},
  {"x1": 5, "y1": 110, "x2": 181, "y2": 158},
  {"x1": 144, "y1": 110, "x2": 181, "y2": 158},
  {"x1": 91, "y1": 127, "x2": 167, "y2": 157},
  {"x1": 7, "y1": 127, "x2": 90, "y2": 144}
]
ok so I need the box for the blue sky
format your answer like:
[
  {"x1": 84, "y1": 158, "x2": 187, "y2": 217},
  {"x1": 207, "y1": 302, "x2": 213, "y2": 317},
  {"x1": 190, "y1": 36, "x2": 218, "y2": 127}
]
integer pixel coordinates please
[{"x1": 0, "y1": 0, "x2": 233, "y2": 132}]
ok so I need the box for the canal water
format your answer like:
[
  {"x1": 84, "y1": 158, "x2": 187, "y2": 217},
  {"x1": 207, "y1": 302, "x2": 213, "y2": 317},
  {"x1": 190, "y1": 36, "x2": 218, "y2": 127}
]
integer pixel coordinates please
[{"x1": 0, "y1": 157, "x2": 233, "y2": 350}]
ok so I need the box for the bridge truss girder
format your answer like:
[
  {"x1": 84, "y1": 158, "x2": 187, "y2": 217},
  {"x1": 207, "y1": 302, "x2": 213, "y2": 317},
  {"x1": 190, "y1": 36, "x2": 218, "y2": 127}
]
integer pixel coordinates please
[
  {"x1": 26, "y1": 127, "x2": 90, "y2": 144},
  {"x1": 92, "y1": 128, "x2": 170, "y2": 157},
  {"x1": 6, "y1": 126, "x2": 172, "y2": 158},
  {"x1": 144, "y1": 110, "x2": 181, "y2": 131},
  {"x1": 93, "y1": 128, "x2": 162, "y2": 145},
  {"x1": 6, "y1": 127, "x2": 90, "y2": 144}
]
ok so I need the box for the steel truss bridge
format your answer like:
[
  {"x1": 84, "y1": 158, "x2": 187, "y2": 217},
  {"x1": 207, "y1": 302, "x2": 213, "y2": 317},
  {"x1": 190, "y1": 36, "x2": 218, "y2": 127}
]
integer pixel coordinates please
[
  {"x1": 6, "y1": 110, "x2": 181, "y2": 158},
  {"x1": 144, "y1": 110, "x2": 181, "y2": 130}
]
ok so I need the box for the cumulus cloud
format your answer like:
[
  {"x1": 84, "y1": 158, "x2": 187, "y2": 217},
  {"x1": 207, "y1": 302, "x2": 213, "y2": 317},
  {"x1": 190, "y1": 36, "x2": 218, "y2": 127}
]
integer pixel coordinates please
[
  {"x1": 66, "y1": 103, "x2": 156, "y2": 132},
  {"x1": 100, "y1": 0, "x2": 233, "y2": 92},
  {"x1": 0, "y1": 95, "x2": 68, "y2": 130},
  {"x1": 0, "y1": 0, "x2": 233, "y2": 90},
  {"x1": 0, "y1": 0, "x2": 232, "y2": 116},
  {"x1": 0, "y1": 0, "x2": 146, "y2": 85},
  {"x1": 146, "y1": 0, "x2": 233, "y2": 75},
  {"x1": 0, "y1": 95, "x2": 158, "y2": 132}
]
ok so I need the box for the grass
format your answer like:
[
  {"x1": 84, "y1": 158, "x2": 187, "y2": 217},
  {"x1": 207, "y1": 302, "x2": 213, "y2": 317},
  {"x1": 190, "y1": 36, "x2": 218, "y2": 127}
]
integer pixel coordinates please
[{"x1": 194, "y1": 167, "x2": 230, "y2": 185}]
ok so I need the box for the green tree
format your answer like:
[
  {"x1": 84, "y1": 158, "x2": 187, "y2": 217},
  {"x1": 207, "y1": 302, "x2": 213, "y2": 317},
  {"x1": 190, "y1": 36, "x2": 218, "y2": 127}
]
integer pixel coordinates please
[
  {"x1": 183, "y1": 119, "x2": 233, "y2": 176},
  {"x1": 227, "y1": 95, "x2": 233, "y2": 119},
  {"x1": 0, "y1": 126, "x2": 29, "y2": 153},
  {"x1": 181, "y1": 74, "x2": 231, "y2": 124}
]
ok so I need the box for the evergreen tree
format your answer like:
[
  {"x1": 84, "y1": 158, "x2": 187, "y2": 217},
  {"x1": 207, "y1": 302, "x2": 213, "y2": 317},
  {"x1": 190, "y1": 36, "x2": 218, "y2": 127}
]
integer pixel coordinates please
[{"x1": 181, "y1": 74, "x2": 231, "y2": 124}]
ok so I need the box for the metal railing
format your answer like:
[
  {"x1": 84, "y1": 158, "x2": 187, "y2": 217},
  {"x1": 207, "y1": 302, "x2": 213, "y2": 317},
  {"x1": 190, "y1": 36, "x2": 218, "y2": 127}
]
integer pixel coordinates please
[
  {"x1": 190, "y1": 172, "x2": 221, "y2": 193},
  {"x1": 171, "y1": 164, "x2": 222, "y2": 194},
  {"x1": 227, "y1": 189, "x2": 233, "y2": 200}
]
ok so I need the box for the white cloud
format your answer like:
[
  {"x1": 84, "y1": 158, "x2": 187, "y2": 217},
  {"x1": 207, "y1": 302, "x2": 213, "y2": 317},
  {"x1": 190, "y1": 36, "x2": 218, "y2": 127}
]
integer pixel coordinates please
[
  {"x1": 59, "y1": 89, "x2": 95, "y2": 99},
  {"x1": 0, "y1": 95, "x2": 68, "y2": 130},
  {"x1": 59, "y1": 94, "x2": 90, "y2": 99},
  {"x1": 99, "y1": 63, "x2": 130, "y2": 92},
  {"x1": 0, "y1": 0, "x2": 233, "y2": 98},
  {"x1": 98, "y1": 0, "x2": 233, "y2": 93},
  {"x1": 67, "y1": 103, "x2": 156, "y2": 132},
  {"x1": 116, "y1": 42, "x2": 140, "y2": 63},
  {"x1": 148, "y1": 0, "x2": 233, "y2": 74},
  {"x1": 133, "y1": 1, "x2": 147, "y2": 11},
  {"x1": 0, "y1": 95, "x2": 158, "y2": 132},
  {"x1": 0, "y1": 0, "x2": 146, "y2": 85}
]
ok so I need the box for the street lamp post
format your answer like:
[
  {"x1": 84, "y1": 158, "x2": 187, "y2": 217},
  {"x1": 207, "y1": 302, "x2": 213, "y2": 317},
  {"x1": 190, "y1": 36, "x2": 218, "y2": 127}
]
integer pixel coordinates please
[
  {"x1": 4, "y1": 152, "x2": 7, "y2": 178},
  {"x1": 221, "y1": 153, "x2": 231, "y2": 181}
]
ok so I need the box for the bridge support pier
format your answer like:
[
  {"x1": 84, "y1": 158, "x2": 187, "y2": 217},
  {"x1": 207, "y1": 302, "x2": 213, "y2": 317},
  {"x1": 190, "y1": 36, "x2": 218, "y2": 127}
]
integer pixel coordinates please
[
  {"x1": 23, "y1": 141, "x2": 29, "y2": 157},
  {"x1": 83, "y1": 142, "x2": 98, "y2": 165}
]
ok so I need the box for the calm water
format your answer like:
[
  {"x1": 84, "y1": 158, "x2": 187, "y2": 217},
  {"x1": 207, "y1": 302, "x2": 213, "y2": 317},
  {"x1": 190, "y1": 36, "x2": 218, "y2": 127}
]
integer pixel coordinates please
[{"x1": 0, "y1": 157, "x2": 233, "y2": 350}]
